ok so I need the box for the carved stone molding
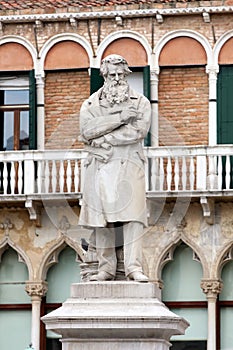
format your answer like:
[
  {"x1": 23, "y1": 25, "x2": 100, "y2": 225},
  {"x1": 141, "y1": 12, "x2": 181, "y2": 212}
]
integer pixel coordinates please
[
  {"x1": 25, "y1": 199, "x2": 41, "y2": 227},
  {"x1": 59, "y1": 215, "x2": 70, "y2": 235},
  {"x1": 201, "y1": 279, "x2": 223, "y2": 298},
  {"x1": 200, "y1": 196, "x2": 215, "y2": 225},
  {"x1": 0, "y1": 218, "x2": 13, "y2": 236},
  {"x1": 25, "y1": 281, "x2": 48, "y2": 298}
]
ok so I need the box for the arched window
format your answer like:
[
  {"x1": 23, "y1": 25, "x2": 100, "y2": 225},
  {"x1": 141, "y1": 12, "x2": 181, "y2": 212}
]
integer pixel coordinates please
[
  {"x1": 219, "y1": 260, "x2": 233, "y2": 349},
  {"x1": 91, "y1": 37, "x2": 150, "y2": 144},
  {"x1": 158, "y1": 36, "x2": 208, "y2": 147},
  {"x1": 0, "y1": 43, "x2": 36, "y2": 150},
  {"x1": 217, "y1": 37, "x2": 233, "y2": 188},
  {"x1": 0, "y1": 247, "x2": 31, "y2": 349},
  {"x1": 162, "y1": 243, "x2": 207, "y2": 349},
  {"x1": 44, "y1": 40, "x2": 90, "y2": 149},
  {"x1": 41, "y1": 246, "x2": 81, "y2": 350}
]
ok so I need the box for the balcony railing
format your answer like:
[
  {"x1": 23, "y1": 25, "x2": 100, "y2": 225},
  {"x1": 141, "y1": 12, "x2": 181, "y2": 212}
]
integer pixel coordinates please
[
  {"x1": 145, "y1": 145, "x2": 233, "y2": 196},
  {"x1": 0, "y1": 150, "x2": 88, "y2": 198},
  {"x1": 0, "y1": 145, "x2": 233, "y2": 199}
]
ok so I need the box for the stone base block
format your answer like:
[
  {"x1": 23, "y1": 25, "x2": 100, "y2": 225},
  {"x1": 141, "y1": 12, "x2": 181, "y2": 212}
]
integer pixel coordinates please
[
  {"x1": 61, "y1": 339, "x2": 171, "y2": 350},
  {"x1": 42, "y1": 282, "x2": 189, "y2": 350}
]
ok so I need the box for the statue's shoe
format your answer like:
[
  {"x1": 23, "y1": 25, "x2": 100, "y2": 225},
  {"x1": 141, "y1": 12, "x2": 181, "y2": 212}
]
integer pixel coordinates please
[
  {"x1": 127, "y1": 271, "x2": 149, "y2": 282},
  {"x1": 90, "y1": 271, "x2": 115, "y2": 281}
]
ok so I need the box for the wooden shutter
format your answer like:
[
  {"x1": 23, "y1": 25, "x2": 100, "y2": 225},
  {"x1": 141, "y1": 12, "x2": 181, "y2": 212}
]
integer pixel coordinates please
[
  {"x1": 217, "y1": 65, "x2": 233, "y2": 144},
  {"x1": 90, "y1": 68, "x2": 104, "y2": 95},
  {"x1": 217, "y1": 65, "x2": 233, "y2": 188}
]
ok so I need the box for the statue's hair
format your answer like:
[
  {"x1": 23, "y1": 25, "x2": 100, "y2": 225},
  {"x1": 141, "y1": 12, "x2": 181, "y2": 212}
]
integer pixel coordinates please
[{"x1": 100, "y1": 54, "x2": 132, "y2": 79}]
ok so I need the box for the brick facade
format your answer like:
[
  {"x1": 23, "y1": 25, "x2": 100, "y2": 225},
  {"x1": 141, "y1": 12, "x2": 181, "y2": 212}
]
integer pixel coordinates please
[
  {"x1": 159, "y1": 67, "x2": 209, "y2": 146},
  {"x1": 44, "y1": 70, "x2": 89, "y2": 149}
]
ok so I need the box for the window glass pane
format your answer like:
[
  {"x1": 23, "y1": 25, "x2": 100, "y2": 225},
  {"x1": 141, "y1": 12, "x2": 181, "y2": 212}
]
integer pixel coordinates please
[
  {"x1": 171, "y1": 340, "x2": 207, "y2": 349},
  {"x1": 3, "y1": 111, "x2": 14, "y2": 150},
  {"x1": 220, "y1": 307, "x2": 233, "y2": 349},
  {"x1": 220, "y1": 260, "x2": 233, "y2": 300},
  {"x1": 0, "y1": 248, "x2": 30, "y2": 304},
  {"x1": 127, "y1": 72, "x2": 143, "y2": 94},
  {"x1": 20, "y1": 111, "x2": 29, "y2": 150},
  {"x1": 0, "y1": 310, "x2": 31, "y2": 349},
  {"x1": 170, "y1": 308, "x2": 207, "y2": 341},
  {"x1": 4, "y1": 90, "x2": 29, "y2": 105},
  {"x1": 46, "y1": 337, "x2": 62, "y2": 350},
  {"x1": 162, "y1": 244, "x2": 204, "y2": 301},
  {"x1": 46, "y1": 247, "x2": 81, "y2": 303},
  {"x1": 0, "y1": 75, "x2": 29, "y2": 90}
]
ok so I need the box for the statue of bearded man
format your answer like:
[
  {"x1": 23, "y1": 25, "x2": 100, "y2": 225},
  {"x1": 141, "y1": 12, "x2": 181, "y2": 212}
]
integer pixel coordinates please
[{"x1": 79, "y1": 54, "x2": 151, "y2": 282}]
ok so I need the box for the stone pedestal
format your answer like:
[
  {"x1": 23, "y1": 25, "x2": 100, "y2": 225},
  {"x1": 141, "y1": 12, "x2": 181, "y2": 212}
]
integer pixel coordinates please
[{"x1": 42, "y1": 282, "x2": 189, "y2": 350}]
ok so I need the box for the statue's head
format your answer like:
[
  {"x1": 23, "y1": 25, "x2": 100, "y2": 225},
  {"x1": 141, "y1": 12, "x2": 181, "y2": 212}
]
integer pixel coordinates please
[
  {"x1": 100, "y1": 54, "x2": 132, "y2": 81},
  {"x1": 100, "y1": 54, "x2": 131, "y2": 105}
]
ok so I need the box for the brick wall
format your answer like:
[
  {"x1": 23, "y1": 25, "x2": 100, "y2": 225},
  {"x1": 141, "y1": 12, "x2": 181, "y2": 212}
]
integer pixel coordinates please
[
  {"x1": 44, "y1": 70, "x2": 90, "y2": 149},
  {"x1": 158, "y1": 66, "x2": 209, "y2": 146}
]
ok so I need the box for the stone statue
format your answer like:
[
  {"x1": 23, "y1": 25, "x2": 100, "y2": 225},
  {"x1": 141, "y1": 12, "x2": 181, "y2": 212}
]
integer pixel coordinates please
[{"x1": 79, "y1": 54, "x2": 151, "y2": 282}]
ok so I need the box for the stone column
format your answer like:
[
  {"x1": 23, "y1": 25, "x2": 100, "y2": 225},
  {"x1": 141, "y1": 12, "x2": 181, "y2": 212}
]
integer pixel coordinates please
[
  {"x1": 35, "y1": 74, "x2": 45, "y2": 150},
  {"x1": 201, "y1": 279, "x2": 223, "y2": 350},
  {"x1": 206, "y1": 66, "x2": 218, "y2": 146},
  {"x1": 26, "y1": 281, "x2": 48, "y2": 350},
  {"x1": 150, "y1": 69, "x2": 159, "y2": 147}
]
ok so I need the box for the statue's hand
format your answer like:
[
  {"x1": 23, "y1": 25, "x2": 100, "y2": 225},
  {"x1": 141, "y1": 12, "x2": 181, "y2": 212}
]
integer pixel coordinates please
[
  {"x1": 91, "y1": 137, "x2": 111, "y2": 150},
  {"x1": 91, "y1": 136, "x2": 105, "y2": 147},
  {"x1": 120, "y1": 106, "x2": 137, "y2": 123}
]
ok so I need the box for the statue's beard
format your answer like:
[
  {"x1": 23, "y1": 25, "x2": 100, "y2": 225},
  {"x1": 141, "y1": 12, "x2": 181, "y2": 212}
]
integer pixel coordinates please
[{"x1": 101, "y1": 80, "x2": 129, "y2": 106}]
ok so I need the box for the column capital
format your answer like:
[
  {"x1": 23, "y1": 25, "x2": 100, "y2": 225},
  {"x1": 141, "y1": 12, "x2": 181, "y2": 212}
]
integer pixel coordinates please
[
  {"x1": 35, "y1": 73, "x2": 45, "y2": 84},
  {"x1": 25, "y1": 280, "x2": 48, "y2": 298},
  {"x1": 201, "y1": 279, "x2": 223, "y2": 298},
  {"x1": 206, "y1": 65, "x2": 219, "y2": 76},
  {"x1": 150, "y1": 69, "x2": 159, "y2": 80}
]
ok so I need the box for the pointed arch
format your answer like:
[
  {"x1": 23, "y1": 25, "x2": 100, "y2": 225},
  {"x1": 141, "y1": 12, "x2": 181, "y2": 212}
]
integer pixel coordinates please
[
  {"x1": 38, "y1": 235, "x2": 85, "y2": 281},
  {"x1": 155, "y1": 236, "x2": 208, "y2": 282},
  {"x1": 216, "y1": 241, "x2": 233, "y2": 280},
  {"x1": 0, "y1": 237, "x2": 33, "y2": 279}
]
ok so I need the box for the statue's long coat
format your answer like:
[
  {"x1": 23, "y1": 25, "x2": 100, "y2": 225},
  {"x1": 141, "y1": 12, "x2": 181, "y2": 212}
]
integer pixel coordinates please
[{"x1": 78, "y1": 87, "x2": 151, "y2": 228}]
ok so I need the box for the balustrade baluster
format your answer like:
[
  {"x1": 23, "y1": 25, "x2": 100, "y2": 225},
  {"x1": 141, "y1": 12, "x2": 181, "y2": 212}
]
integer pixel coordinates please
[
  {"x1": 66, "y1": 160, "x2": 72, "y2": 192},
  {"x1": 18, "y1": 161, "x2": 23, "y2": 194},
  {"x1": 208, "y1": 156, "x2": 217, "y2": 190},
  {"x1": 226, "y1": 155, "x2": 231, "y2": 190},
  {"x1": 51, "y1": 160, "x2": 57, "y2": 193},
  {"x1": 37, "y1": 161, "x2": 42, "y2": 193},
  {"x1": 174, "y1": 157, "x2": 179, "y2": 191},
  {"x1": 3, "y1": 162, "x2": 8, "y2": 195},
  {"x1": 159, "y1": 157, "x2": 164, "y2": 191},
  {"x1": 167, "y1": 157, "x2": 172, "y2": 191},
  {"x1": 45, "y1": 160, "x2": 50, "y2": 193},
  {"x1": 74, "y1": 160, "x2": 79, "y2": 192},
  {"x1": 59, "y1": 160, "x2": 64, "y2": 193},
  {"x1": 182, "y1": 156, "x2": 187, "y2": 190},
  {"x1": 10, "y1": 161, "x2": 15, "y2": 194},
  {"x1": 217, "y1": 156, "x2": 222, "y2": 190},
  {"x1": 189, "y1": 157, "x2": 195, "y2": 191},
  {"x1": 151, "y1": 158, "x2": 157, "y2": 191}
]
